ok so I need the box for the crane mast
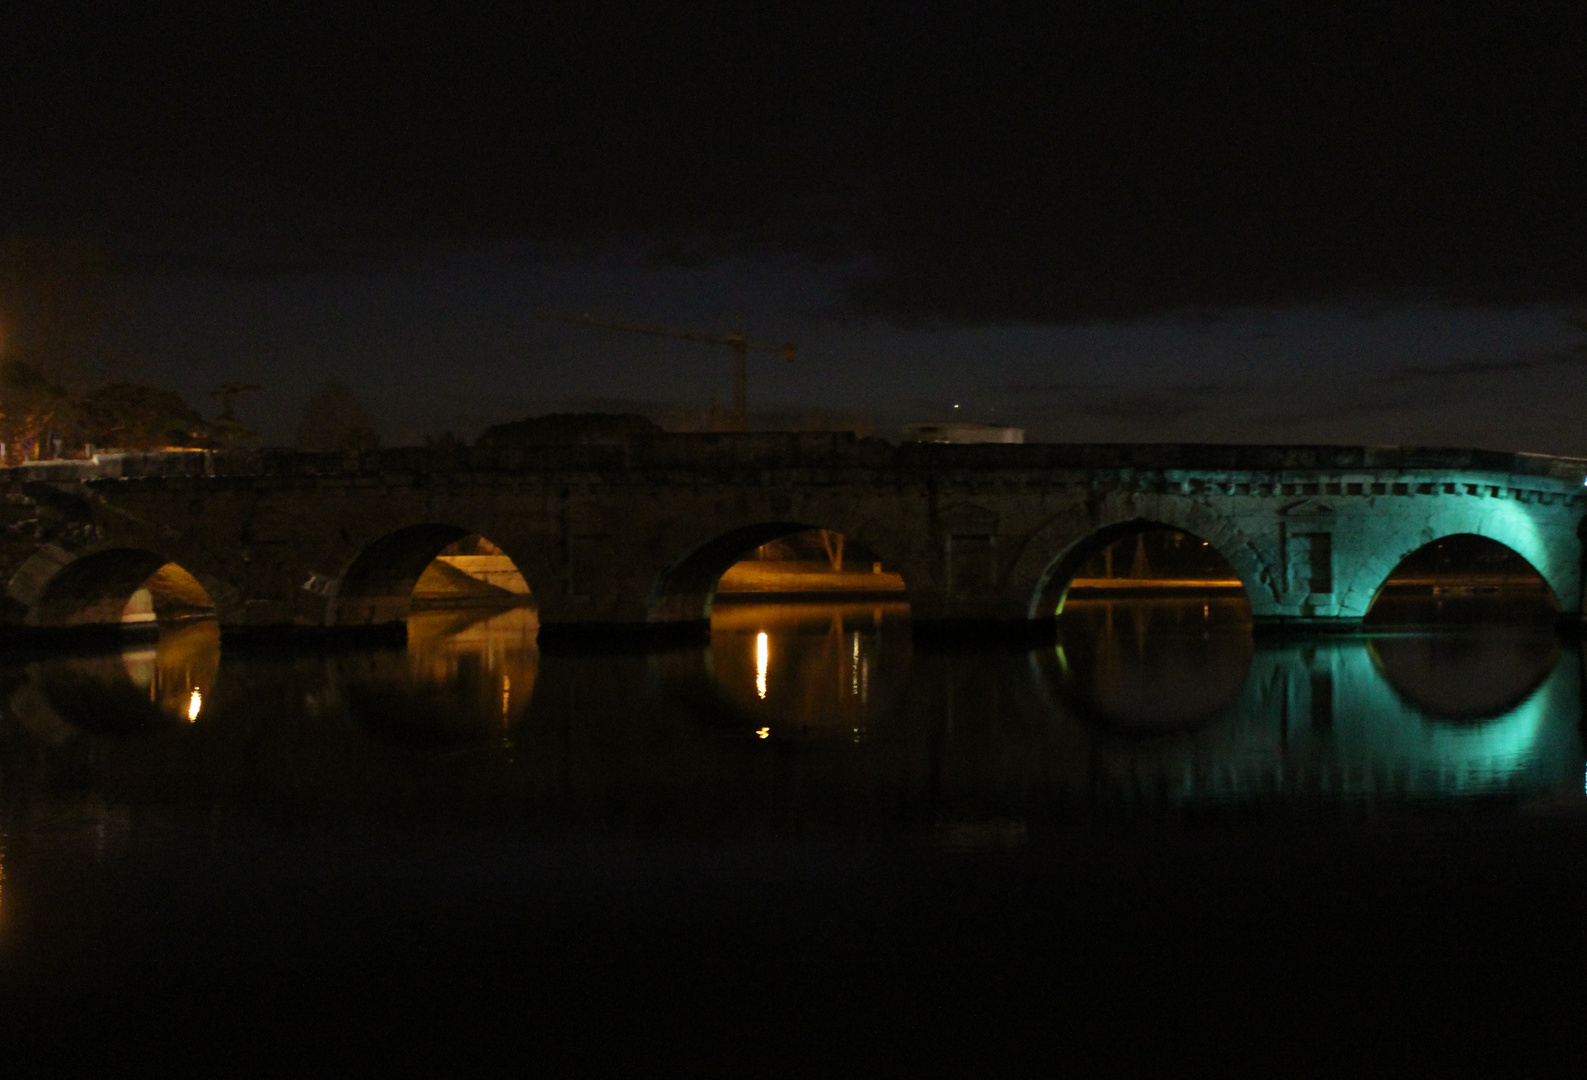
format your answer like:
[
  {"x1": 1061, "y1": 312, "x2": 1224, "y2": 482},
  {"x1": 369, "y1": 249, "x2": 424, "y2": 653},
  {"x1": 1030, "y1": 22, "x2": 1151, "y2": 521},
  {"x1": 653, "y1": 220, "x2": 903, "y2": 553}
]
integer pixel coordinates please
[{"x1": 538, "y1": 312, "x2": 797, "y2": 430}]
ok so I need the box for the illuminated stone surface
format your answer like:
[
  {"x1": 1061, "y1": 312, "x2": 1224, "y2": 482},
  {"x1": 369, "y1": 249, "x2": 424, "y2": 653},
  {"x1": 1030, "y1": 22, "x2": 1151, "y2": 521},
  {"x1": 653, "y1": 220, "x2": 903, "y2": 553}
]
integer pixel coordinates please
[{"x1": 0, "y1": 437, "x2": 1582, "y2": 635}]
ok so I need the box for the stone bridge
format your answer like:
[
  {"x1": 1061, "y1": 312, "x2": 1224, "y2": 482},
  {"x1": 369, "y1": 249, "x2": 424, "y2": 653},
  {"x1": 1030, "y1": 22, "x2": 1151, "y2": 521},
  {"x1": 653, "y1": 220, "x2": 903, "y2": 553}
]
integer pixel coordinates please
[{"x1": 1, "y1": 435, "x2": 1583, "y2": 640}]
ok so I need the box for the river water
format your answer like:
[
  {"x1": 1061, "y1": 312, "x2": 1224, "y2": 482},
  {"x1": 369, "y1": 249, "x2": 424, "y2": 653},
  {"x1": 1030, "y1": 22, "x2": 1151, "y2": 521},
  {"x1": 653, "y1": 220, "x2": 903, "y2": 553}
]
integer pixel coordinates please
[{"x1": 2, "y1": 598, "x2": 1585, "y2": 1075}]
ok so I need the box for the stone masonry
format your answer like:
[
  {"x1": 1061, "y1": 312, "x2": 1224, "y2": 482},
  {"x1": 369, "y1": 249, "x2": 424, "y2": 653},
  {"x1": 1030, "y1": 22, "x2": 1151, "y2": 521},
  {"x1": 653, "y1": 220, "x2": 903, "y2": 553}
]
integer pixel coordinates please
[{"x1": 0, "y1": 435, "x2": 1582, "y2": 638}]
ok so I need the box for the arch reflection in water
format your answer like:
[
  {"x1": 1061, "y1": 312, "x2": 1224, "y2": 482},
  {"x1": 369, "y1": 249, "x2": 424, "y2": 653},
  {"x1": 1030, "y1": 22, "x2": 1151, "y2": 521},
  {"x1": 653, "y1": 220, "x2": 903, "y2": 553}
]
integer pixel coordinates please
[
  {"x1": 684, "y1": 601, "x2": 912, "y2": 740},
  {"x1": 1369, "y1": 630, "x2": 1561, "y2": 721},
  {"x1": 336, "y1": 606, "x2": 539, "y2": 744},
  {"x1": 1049, "y1": 597, "x2": 1254, "y2": 734},
  {"x1": 1026, "y1": 626, "x2": 1583, "y2": 804},
  {"x1": 21, "y1": 620, "x2": 222, "y2": 734},
  {"x1": 1219, "y1": 637, "x2": 1579, "y2": 798}
]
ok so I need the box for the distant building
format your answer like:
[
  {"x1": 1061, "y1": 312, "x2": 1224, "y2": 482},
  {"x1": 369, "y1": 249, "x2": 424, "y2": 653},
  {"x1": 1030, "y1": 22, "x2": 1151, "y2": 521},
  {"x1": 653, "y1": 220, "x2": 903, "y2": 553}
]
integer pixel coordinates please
[{"x1": 901, "y1": 421, "x2": 1024, "y2": 444}]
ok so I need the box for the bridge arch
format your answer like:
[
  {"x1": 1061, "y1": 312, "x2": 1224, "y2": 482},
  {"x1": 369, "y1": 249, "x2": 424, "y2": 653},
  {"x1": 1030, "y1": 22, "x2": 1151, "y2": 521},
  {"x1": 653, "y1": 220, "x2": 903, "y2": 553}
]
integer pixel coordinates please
[
  {"x1": 329, "y1": 523, "x2": 536, "y2": 626},
  {"x1": 1361, "y1": 532, "x2": 1560, "y2": 623},
  {"x1": 1332, "y1": 490, "x2": 1577, "y2": 620},
  {"x1": 22, "y1": 546, "x2": 223, "y2": 628},
  {"x1": 1026, "y1": 513, "x2": 1263, "y2": 619},
  {"x1": 649, "y1": 522, "x2": 908, "y2": 623}
]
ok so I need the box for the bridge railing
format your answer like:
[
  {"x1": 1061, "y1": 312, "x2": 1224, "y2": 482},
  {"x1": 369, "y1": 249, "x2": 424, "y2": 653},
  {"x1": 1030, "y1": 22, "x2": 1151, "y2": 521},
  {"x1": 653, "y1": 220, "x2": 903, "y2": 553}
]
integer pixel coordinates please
[{"x1": 5, "y1": 439, "x2": 1586, "y2": 483}]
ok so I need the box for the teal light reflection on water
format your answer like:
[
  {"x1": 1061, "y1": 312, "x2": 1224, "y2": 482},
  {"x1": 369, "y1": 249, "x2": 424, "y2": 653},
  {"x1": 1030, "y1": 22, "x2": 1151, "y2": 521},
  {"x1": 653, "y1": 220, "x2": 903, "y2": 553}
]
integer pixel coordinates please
[
  {"x1": 1036, "y1": 598, "x2": 1584, "y2": 805},
  {"x1": 1, "y1": 598, "x2": 1583, "y2": 828}
]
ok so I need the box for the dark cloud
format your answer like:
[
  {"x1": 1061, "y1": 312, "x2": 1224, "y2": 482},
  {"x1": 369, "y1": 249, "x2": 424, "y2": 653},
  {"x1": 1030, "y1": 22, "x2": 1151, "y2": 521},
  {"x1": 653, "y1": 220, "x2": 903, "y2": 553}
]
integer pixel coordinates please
[
  {"x1": 1258, "y1": 396, "x2": 1425, "y2": 428},
  {"x1": 1003, "y1": 382, "x2": 1249, "y2": 429},
  {"x1": 1378, "y1": 350, "x2": 1587, "y2": 385},
  {"x1": 3, "y1": 4, "x2": 1583, "y2": 323},
  {"x1": 1006, "y1": 382, "x2": 1113, "y2": 396},
  {"x1": 1082, "y1": 394, "x2": 1213, "y2": 427},
  {"x1": 1008, "y1": 382, "x2": 1236, "y2": 398}
]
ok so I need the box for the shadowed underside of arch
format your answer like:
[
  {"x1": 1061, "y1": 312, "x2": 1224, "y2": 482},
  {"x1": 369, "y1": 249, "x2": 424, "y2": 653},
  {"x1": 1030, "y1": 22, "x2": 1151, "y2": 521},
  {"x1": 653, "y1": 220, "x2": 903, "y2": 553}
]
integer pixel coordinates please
[
  {"x1": 34, "y1": 548, "x2": 215, "y2": 627},
  {"x1": 1030, "y1": 519, "x2": 1255, "y2": 620},
  {"x1": 650, "y1": 523, "x2": 909, "y2": 624},
  {"x1": 651, "y1": 523, "x2": 819, "y2": 623},
  {"x1": 333, "y1": 524, "x2": 473, "y2": 625},
  {"x1": 1364, "y1": 533, "x2": 1560, "y2": 624},
  {"x1": 332, "y1": 525, "x2": 538, "y2": 627}
]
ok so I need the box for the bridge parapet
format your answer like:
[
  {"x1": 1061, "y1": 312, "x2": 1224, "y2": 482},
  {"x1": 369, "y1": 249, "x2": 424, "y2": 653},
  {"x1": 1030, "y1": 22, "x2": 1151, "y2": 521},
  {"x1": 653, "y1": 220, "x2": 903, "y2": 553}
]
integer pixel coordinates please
[{"x1": 12, "y1": 439, "x2": 1587, "y2": 483}]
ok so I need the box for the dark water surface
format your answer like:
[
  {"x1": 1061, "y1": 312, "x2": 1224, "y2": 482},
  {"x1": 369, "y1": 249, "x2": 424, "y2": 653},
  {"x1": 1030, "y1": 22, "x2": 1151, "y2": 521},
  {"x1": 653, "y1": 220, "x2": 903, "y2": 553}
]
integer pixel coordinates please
[{"x1": 3, "y1": 599, "x2": 1587, "y2": 1076}]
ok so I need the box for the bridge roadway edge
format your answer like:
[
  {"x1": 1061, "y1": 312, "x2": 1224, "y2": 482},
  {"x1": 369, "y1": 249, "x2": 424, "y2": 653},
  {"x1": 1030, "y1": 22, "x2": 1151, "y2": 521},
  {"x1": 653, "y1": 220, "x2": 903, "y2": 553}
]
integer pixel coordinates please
[{"x1": 0, "y1": 436, "x2": 1582, "y2": 646}]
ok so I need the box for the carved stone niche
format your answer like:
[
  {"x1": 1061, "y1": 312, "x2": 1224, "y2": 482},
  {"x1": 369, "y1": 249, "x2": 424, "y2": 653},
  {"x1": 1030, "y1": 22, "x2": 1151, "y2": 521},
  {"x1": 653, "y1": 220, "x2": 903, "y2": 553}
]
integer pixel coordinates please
[
  {"x1": 937, "y1": 503, "x2": 1000, "y2": 593},
  {"x1": 1278, "y1": 498, "x2": 1336, "y2": 600}
]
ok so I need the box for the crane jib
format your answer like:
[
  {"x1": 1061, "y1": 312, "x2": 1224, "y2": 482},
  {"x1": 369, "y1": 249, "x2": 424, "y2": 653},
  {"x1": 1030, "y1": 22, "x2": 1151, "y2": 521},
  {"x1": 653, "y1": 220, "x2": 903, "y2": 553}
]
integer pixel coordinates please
[{"x1": 537, "y1": 311, "x2": 797, "y2": 430}]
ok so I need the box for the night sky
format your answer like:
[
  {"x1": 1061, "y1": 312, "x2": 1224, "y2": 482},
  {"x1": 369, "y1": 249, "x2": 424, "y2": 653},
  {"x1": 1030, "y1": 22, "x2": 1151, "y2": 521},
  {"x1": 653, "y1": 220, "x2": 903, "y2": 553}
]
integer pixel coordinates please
[{"x1": 3, "y1": 4, "x2": 1584, "y2": 449}]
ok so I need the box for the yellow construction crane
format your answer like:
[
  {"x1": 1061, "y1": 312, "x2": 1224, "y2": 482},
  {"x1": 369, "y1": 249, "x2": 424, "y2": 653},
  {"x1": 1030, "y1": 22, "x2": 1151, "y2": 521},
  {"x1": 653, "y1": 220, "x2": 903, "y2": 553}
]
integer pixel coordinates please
[{"x1": 538, "y1": 311, "x2": 796, "y2": 430}]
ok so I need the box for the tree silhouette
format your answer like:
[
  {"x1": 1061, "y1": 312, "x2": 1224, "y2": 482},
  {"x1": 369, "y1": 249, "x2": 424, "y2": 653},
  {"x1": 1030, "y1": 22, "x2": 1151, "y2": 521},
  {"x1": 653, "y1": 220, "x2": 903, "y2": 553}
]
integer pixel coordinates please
[
  {"x1": 75, "y1": 383, "x2": 208, "y2": 451},
  {"x1": 295, "y1": 383, "x2": 382, "y2": 451},
  {"x1": 0, "y1": 360, "x2": 69, "y2": 460}
]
